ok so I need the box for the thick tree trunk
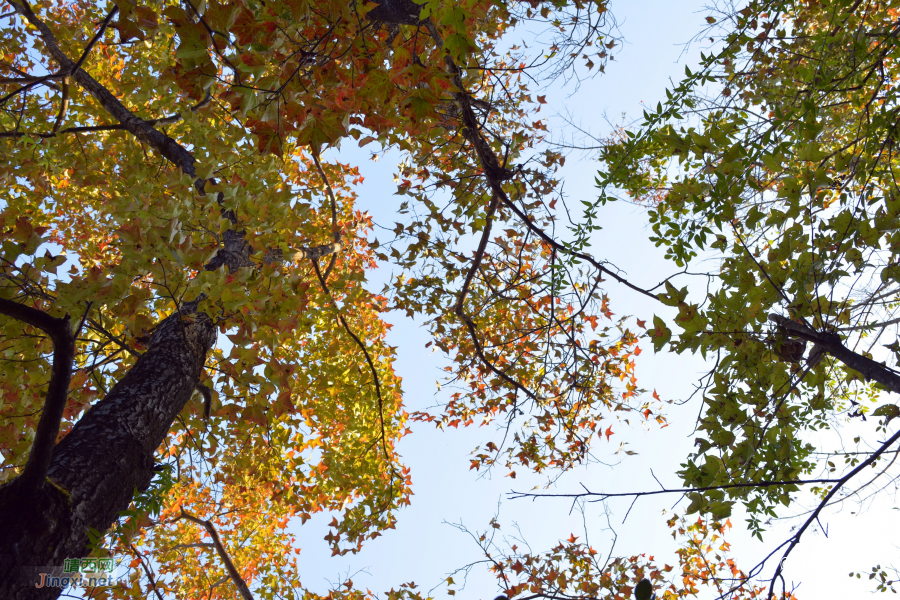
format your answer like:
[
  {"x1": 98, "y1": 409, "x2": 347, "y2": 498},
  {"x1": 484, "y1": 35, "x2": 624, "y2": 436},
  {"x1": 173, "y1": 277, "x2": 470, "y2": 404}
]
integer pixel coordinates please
[{"x1": 0, "y1": 305, "x2": 216, "y2": 599}]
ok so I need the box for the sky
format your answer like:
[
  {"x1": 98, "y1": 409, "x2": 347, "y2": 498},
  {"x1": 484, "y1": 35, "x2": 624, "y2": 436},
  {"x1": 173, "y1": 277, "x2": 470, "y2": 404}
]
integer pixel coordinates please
[{"x1": 287, "y1": 2, "x2": 900, "y2": 600}]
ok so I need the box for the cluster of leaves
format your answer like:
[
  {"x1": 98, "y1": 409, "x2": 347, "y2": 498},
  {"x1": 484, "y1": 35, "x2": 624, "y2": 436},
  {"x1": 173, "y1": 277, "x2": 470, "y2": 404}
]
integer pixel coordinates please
[
  {"x1": 441, "y1": 513, "x2": 769, "y2": 600},
  {"x1": 850, "y1": 564, "x2": 900, "y2": 594},
  {"x1": 593, "y1": 0, "x2": 900, "y2": 584}
]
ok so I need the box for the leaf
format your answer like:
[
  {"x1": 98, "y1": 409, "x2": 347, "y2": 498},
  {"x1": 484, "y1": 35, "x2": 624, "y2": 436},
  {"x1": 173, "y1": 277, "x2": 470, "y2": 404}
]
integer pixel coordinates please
[{"x1": 872, "y1": 404, "x2": 900, "y2": 425}]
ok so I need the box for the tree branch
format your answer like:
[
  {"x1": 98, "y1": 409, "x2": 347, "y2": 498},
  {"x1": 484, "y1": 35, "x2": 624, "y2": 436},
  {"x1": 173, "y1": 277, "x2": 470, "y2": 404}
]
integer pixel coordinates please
[
  {"x1": 50, "y1": 77, "x2": 68, "y2": 133},
  {"x1": 769, "y1": 313, "x2": 900, "y2": 394},
  {"x1": 452, "y1": 192, "x2": 539, "y2": 402},
  {"x1": 767, "y1": 426, "x2": 900, "y2": 599},
  {"x1": 311, "y1": 152, "x2": 342, "y2": 281},
  {"x1": 311, "y1": 260, "x2": 395, "y2": 476},
  {"x1": 0, "y1": 89, "x2": 214, "y2": 139},
  {"x1": 177, "y1": 508, "x2": 255, "y2": 600},
  {"x1": 422, "y1": 21, "x2": 660, "y2": 303},
  {"x1": 70, "y1": 6, "x2": 118, "y2": 75},
  {"x1": 8, "y1": 0, "x2": 198, "y2": 176},
  {"x1": 128, "y1": 543, "x2": 166, "y2": 600},
  {"x1": 0, "y1": 299, "x2": 74, "y2": 491},
  {"x1": 509, "y1": 476, "x2": 844, "y2": 502}
]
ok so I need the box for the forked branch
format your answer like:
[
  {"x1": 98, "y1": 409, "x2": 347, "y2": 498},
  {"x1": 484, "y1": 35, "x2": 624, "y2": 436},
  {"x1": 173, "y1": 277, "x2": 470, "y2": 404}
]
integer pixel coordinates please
[
  {"x1": 0, "y1": 299, "x2": 75, "y2": 491},
  {"x1": 177, "y1": 508, "x2": 255, "y2": 600},
  {"x1": 769, "y1": 313, "x2": 900, "y2": 394}
]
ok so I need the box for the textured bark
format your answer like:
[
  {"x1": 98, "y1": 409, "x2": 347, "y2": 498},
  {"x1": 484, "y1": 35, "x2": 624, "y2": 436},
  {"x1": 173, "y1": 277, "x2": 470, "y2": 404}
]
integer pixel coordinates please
[
  {"x1": 0, "y1": 6, "x2": 349, "y2": 597},
  {"x1": 0, "y1": 305, "x2": 216, "y2": 598},
  {"x1": 768, "y1": 313, "x2": 900, "y2": 394}
]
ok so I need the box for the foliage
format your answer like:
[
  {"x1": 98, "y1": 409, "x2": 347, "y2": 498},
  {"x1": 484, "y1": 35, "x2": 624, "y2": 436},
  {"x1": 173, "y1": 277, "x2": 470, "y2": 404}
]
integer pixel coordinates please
[
  {"x1": 444, "y1": 513, "x2": 768, "y2": 600},
  {"x1": 0, "y1": 0, "x2": 672, "y2": 597},
  {"x1": 595, "y1": 0, "x2": 900, "y2": 593}
]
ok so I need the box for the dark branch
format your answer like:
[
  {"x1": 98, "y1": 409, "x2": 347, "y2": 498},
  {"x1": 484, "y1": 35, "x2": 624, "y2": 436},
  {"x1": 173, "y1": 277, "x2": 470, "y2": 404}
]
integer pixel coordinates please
[
  {"x1": 769, "y1": 313, "x2": 900, "y2": 394},
  {"x1": 311, "y1": 259, "x2": 399, "y2": 490},
  {"x1": 768, "y1": 426, "x2": 900, "y2": 599},
  {"x1": 8, "y1": 0, "x2": 198, "y2": 176},
  {"x1": 311, "y1": 152, "x2": 342, "y2": 282},
  {"x1": 422, "y1": 22, "x2": 660, "y2": 303},
  {"x1": 50, "y1": 77, "x2": 68, "y2": 133},
  {"x1": 178, "y1": 509, "x2": 255, "y2": 600},
  {"x1": 0, "y1": 299, "x2": 75, "y2": 491},
  {"x1": 70, "y1": 6, "x2": 118, "y2": 75},
  {"x1": 0, "y1": 90, "x2": 213, "y2": 139},
  {"x1": 509, "y1": 476, "x2": 844, "y2": 502}
]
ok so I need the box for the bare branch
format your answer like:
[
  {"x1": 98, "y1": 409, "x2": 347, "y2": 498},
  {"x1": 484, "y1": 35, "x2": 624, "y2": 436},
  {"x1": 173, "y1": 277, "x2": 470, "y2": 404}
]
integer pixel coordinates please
[
  {"x1": 509, "y1": 476, "x2": 843, "y2": 503},
  {"x1": 767, "y1": 427, "x2": 900, "y2": 599}
]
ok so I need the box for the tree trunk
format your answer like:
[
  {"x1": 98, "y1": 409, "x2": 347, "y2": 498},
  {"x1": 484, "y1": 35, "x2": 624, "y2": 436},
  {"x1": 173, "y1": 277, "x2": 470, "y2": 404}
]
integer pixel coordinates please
[{"x1": 0, "y1": 305, "x2": 216, "y2": 599}]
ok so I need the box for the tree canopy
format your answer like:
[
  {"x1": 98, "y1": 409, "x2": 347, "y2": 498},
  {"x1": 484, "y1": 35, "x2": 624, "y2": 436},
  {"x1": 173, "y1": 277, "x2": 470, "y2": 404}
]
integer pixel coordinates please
[
  {"x1": 596, "y1": 0, "x2": 900, "y2": 595},
  {"x1": 3, "y1": 0, "x2": 900, "y2": 597},
  {"x1": 0, "y1": 0, "x2": 668, "y2": 596}
]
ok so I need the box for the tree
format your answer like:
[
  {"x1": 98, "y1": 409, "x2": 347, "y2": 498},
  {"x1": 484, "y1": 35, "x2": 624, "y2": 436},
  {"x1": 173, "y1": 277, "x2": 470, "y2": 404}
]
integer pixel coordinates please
[
  {"x1": 593, "y1": 0, "x2": 900, "y2": 595},
  {"x1": 0, "y1": 0, "x2": 669, "y2": 597}
]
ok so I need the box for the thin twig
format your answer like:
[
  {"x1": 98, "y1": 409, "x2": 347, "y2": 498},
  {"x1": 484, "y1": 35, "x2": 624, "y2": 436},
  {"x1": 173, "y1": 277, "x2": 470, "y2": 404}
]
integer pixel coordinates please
[{"x1": 311, "y1": 259, "x2": 398, "y2": 484}]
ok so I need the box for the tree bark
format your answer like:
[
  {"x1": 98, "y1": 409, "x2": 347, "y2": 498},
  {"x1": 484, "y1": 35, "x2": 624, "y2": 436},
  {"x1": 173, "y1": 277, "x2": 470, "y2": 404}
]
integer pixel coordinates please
[
  {"x1": 768, "y1": 313, "x2": 900, "y2": 394},
  {"x1": 0, "y1": 304, "x2": 216, "y2": 599}
]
